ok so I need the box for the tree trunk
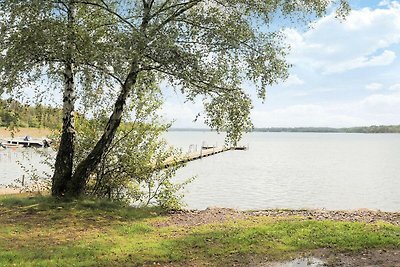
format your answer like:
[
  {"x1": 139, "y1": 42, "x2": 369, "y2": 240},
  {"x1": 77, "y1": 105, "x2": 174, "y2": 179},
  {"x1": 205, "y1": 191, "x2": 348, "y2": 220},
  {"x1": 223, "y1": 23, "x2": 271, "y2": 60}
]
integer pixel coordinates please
[
  {"x1": 66, "y1": 69, "x2": 139, "y2": 197},
  {"x1": 51, "y1": 1, "x2": 76, "y2": 197}
]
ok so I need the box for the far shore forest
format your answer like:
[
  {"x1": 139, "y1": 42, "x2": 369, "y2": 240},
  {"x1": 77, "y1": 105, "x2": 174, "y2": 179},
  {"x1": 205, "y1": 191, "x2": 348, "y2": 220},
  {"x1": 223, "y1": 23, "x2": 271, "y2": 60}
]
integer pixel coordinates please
[{"x1": 1, "y1": 99, "x2": 399, "y2": 134}]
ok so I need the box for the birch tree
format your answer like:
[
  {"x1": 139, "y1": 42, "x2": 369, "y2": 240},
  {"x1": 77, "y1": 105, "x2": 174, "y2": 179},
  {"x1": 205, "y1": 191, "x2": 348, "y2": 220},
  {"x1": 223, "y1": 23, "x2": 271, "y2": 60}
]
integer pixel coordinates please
[
  {"x1": 0, "y1": 0, "x2": 349, "y2": 197},
  {"x1": 0, "y1": 0, "x2": 120, "y2": 195}
]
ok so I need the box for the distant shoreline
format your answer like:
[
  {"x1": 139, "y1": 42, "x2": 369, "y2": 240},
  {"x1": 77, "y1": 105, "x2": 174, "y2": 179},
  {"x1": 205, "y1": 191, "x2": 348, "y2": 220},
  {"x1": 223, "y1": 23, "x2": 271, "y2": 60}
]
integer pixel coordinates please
[
  {"x1": 2, "y1": 125, "x2": 399, "y2": 137},
  {"x1": 169, "y1": 125, "x2": 400, "y2": 134},
  {"x1": 0, "y1": 127, "x2": 53, "y2": 138}
]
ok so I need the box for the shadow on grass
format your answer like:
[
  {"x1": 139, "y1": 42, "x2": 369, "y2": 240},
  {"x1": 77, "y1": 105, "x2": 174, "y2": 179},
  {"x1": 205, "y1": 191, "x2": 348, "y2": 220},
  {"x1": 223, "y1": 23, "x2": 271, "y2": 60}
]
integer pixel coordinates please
[
  {"x1": 0, "y1": 195, "x2": 164, "y2": 222},
  {"x1": 100, "y1": 220, "x2": 400, "y2": 266}
]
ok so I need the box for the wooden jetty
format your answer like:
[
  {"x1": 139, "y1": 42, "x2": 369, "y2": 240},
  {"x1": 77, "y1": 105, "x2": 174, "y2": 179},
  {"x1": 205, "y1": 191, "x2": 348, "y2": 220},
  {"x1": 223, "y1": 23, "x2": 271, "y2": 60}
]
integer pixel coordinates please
[{"x1": 162, "y1": 145, "x2": 248, "y2": 168}]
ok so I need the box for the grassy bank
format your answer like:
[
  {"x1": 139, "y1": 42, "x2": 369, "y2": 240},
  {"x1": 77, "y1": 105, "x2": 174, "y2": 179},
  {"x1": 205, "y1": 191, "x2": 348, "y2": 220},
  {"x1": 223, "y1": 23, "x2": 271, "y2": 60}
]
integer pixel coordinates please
[{"x1": 0, "y1": 195, "x2": 399, "y2": 266}]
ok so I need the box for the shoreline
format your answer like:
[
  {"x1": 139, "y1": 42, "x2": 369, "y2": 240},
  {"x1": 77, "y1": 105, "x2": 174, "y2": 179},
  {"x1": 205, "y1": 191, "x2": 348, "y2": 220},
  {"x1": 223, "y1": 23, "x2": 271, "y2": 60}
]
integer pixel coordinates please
[
  {"x1": 1, "y1": 191, "x2": 398, "y2": 225},
  {"x1": 0, "y1": 188, "x2": 20, "y2": 195},
  {"x1": 0, "y1": 127, "x2": 53, "y2": 139},
  {"x1": 158, "y1": 207, "x2": 400, "y2": 227}
]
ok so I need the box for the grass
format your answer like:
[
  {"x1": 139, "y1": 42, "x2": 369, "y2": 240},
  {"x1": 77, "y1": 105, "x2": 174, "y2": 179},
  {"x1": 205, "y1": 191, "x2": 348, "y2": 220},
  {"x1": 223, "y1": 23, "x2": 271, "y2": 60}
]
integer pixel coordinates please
[{"x1": 0, "y1": 195, "x2": 399, "y2": 266}]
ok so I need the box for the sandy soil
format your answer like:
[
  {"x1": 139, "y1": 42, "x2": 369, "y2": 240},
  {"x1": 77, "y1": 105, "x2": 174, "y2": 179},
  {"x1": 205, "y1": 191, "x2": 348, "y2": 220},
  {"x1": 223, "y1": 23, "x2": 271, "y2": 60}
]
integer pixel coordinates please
[
  {"x1": 250, "y1": 209, "x2": 400, "y2": 226},
  {"x1": 157, "y1": 207, "x2": 400, "y2": 227},
  {"x1": 155, "y1": 207, "x2": 247, "y2": 227},
  {"x1": 0, "y1": 127, "x2": 53, "y2": 138},
  {"x1": 0, "y1": 188, "x2": 20, "y2": 195}
]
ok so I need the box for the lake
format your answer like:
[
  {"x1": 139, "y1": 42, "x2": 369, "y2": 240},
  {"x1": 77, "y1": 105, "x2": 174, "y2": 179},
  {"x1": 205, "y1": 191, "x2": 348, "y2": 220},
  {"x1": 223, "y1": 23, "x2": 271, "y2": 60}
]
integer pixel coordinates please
[
  {"x1": 1, "y1": 132, "x2": 400, "y2": 211},
  {"x1": 166, "y1": 132, "x2": 400, "y2": 211}
]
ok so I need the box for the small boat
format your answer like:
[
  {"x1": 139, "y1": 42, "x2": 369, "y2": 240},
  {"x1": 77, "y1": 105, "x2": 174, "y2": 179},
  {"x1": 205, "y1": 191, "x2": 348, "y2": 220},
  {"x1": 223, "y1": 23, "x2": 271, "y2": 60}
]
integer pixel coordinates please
[
  {"x1": 1, "y1": 143, "x2": 24, "y2": 148},
  {"x1": 2, "y1": 137, "x2": 51, "y2": 148}
]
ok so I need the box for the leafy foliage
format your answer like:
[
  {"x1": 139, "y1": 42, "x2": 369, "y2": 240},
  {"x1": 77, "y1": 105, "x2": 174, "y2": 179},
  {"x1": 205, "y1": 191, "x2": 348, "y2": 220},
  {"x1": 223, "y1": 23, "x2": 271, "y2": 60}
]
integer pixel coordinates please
[
  {"x1": 0, "y1": 0, "x2": 350, "y2": 145},
  {"x1": 72, "y1": 74, "x2": 191, "y2": 209},
  {"x1": 0, "y1": 99, "x2": 62, "y2": 128}
]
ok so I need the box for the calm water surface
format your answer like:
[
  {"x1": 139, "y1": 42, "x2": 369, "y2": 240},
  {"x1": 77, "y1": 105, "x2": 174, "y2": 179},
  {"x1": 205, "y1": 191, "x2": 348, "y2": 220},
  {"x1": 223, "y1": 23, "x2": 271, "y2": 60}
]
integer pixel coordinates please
[
  {"x1": 0, "y1": 148, "x2": 52, "y2": 186},
  {"x1": 1, "y1": 132, "x2": 400, "y2": 211},
  {"x1": 165, "y1": 132, "x2": 400, "y2": 211}
]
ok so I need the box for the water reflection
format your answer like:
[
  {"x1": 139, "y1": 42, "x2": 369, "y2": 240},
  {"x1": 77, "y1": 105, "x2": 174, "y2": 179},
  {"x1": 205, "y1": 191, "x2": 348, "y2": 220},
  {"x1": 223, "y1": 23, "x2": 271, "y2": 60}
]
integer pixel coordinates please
[{"x1": 0, "y1": 148, "x2": 53, "y2": 187}]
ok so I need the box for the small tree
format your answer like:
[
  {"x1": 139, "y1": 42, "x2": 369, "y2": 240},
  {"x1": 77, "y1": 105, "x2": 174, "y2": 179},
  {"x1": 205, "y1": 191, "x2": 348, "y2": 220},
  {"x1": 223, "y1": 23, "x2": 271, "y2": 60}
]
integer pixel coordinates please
[{"x1": 73, "y1": 73, "x2": 190, "y2": 208}]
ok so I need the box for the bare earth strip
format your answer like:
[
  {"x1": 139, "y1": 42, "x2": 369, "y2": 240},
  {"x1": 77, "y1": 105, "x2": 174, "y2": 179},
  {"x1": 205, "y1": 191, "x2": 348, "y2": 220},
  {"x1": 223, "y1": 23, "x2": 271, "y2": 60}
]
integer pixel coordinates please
[
  {"x1": 0, "y1": 188, "x2": 20, "y2": 195},
  {"x1": 0, "y1": 127, "x2": 53, "y2": 138},
  {"x1": 156, "y1": 207, "x2": 400, "y2": 227}
]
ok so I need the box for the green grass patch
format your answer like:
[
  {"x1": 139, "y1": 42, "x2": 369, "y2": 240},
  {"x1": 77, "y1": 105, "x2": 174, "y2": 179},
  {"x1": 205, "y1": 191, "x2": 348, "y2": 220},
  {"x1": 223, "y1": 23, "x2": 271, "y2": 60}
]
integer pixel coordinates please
[{"x1": 0, "y1": 196, "x2": 399, "y2": 266}]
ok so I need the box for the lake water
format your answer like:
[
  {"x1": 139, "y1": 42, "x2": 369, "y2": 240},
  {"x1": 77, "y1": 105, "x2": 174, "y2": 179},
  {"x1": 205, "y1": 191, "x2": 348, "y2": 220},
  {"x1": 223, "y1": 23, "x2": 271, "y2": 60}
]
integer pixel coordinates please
[
  {"x1": 166, "y1": 132, "x2": 400, "y2": 211},
  {"x1": 1, "y1": 132, "x2": 400, "y2": 211}
]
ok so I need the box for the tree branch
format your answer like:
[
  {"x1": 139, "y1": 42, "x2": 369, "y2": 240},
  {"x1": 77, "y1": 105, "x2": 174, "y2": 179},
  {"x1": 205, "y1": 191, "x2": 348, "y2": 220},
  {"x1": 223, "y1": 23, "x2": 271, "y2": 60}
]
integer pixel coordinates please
[
  {"x1": 75, "y1": 0, "x2": 138, "y2": 30},
  {"x1": 151, "y1": 0, "x2": 202, "y2": 35}
]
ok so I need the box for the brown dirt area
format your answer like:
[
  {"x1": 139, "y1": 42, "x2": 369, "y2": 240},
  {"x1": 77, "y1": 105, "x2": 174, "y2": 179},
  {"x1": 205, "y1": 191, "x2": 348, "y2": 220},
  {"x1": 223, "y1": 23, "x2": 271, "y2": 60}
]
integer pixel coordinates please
[
  {"x1": 155, "y1": 208, "x2": 400, "y2": 266},
  {"x1": 313, "y1": 248, "x2": 400, "y2": 267},
  {"x1": 250, "y1": 209, "x2": 400, "y2": 226},
  {"x1": 0, "y1": 188, "x2": 20, "y2": 195},
  {"x1": 256, "y1": 249, "x2": 400, "y2": 267},
  {"x1": 0, "y1": 127, "x2": 53, "y2": 138},
  {"x1": 156, "y1": 207, "x2": 400, "y2": 227},
  {"x1": 155, "y1": 207, "x2": 247, "y2": 227}
]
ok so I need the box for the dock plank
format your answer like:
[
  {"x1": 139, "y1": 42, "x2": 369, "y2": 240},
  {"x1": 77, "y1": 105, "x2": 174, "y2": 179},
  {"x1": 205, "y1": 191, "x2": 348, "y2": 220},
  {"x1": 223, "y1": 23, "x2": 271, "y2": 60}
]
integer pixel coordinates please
[{"x1": 162, "y1": 146, "x2": 231, "y2": 167}]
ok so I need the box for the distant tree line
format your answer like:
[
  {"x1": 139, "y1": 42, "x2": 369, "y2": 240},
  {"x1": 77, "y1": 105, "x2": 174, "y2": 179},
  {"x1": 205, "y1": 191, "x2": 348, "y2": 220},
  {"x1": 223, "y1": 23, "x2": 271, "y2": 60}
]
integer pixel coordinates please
[
  {"x1": 0, "y1": 99, "x2": 62, "y2": 129},
  {"x1": 255, "y1": 126, "x2": 400, "y2": 133}
]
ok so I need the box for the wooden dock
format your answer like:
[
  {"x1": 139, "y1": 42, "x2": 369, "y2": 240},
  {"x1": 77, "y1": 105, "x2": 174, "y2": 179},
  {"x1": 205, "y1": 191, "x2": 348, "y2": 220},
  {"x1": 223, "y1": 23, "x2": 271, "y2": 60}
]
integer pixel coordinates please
[{"x1": 162, "y1": 145, "x2": 247, "y2": 168}]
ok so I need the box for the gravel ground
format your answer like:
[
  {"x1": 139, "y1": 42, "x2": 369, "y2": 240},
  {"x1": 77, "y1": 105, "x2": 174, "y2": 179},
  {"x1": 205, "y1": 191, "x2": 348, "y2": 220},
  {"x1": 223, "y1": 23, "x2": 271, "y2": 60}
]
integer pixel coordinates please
[
  {"x1": 156, "y1": 207, "x2": 400, "y2": 227},
  {"x1": 249, "y1": 208, "x2": 400, "y2": 226}
]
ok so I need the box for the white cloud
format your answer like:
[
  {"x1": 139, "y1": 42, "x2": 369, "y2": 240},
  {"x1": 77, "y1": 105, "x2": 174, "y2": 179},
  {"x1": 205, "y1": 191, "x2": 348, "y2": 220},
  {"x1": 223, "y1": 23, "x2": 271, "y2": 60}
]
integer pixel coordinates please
[
  {"x1": 389, "y1": 83, "x2": 400, "y2": 90},
  {"x1": 252, "y1": 104, "x2": 364, "y2": 127},
  {"x1": 378, "y1": 0, "x2": 390, "y2": 7},
  {"x1": 252, "y1": 92, "x2": 400, "y2": 127},
  {"x1": 365, "y1": 82, "x2": 383, "y2": 91},
  {"x1": 282, "y1": 74, "x2": 304, "y2": 87},
  {"x1": 325, "y1": 50, "x2": 396, "y2": 74},
  {"x1": 378, "y1": 1, "x2": 400, "y2": 8},
  {"x1": 161, "y1": 100, "x2": 205, "y2": 128},
  {"x1": 360, "y1": 92, "x2": 400, "y2": 110},
  {"x1": 285, "y1": 4, "x2": 400, "y2": 74}
]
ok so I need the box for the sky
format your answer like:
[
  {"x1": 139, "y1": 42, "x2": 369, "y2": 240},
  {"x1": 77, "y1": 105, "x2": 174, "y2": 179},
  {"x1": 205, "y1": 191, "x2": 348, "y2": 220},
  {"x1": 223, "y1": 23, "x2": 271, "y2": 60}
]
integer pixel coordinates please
[{"x1": 161, "y1": 0, "x2": 400, "y2": 128}]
